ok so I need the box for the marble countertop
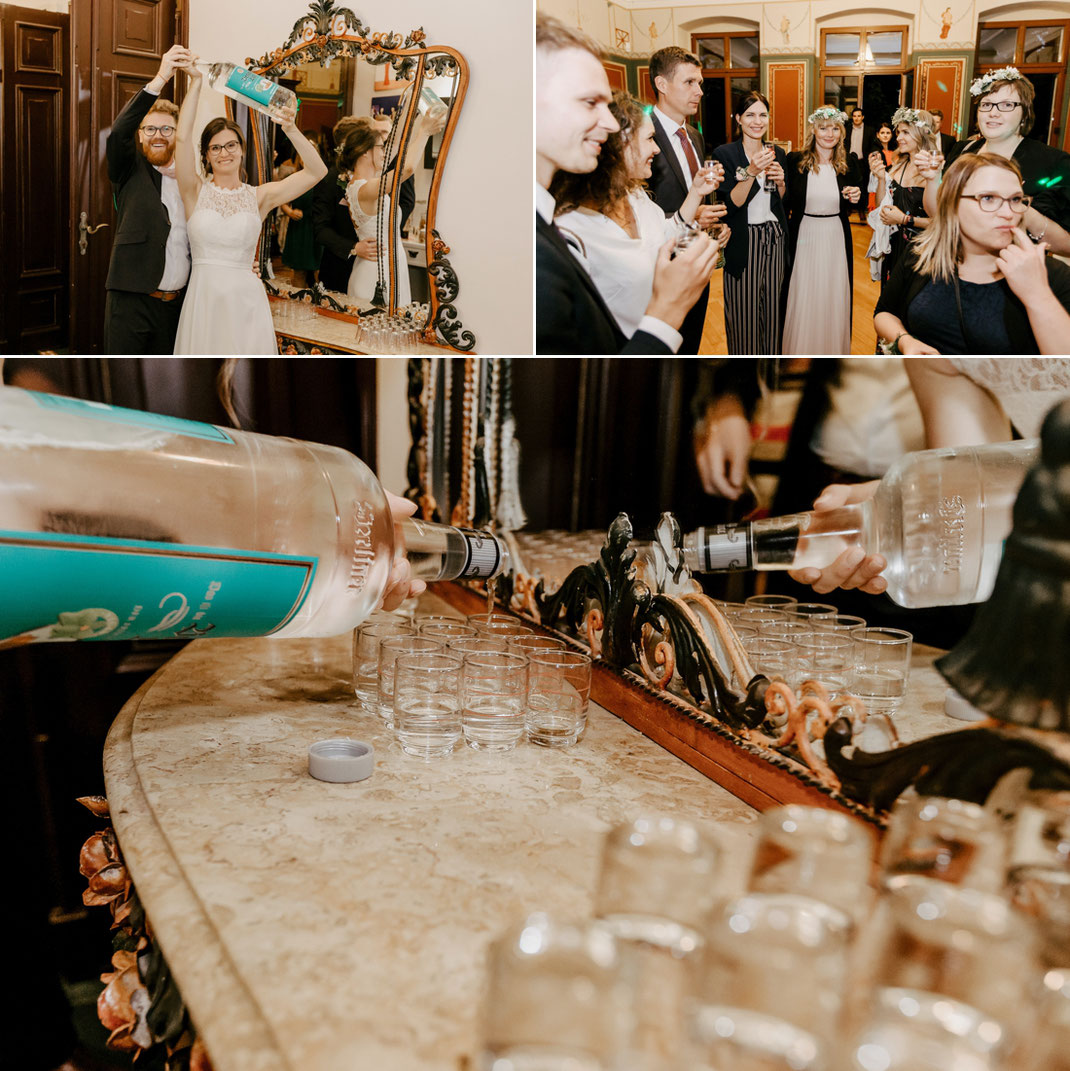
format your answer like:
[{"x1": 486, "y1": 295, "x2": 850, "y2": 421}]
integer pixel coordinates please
[{"x1": 103, "y1": 599, "x2": 771, "y2": 1071}]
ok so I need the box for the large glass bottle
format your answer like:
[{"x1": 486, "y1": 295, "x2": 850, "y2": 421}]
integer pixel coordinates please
[
  {"x1": 198, "y1": 62, "x2": 297, "y2": 121},
  {"x1": 0, "y1": 388, "x2": 508, "y2": 645},
  {"x1": 682, "y1": 439, "x2": 1038, "y2": 609}
]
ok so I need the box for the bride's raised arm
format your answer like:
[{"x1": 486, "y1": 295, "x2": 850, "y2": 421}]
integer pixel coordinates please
[
  {"x1": 176, "y1": 63, "x2": 204, "y2": 217},
  {"x1": 256, "y1": 106, "x2": 328, "y2": 219}
]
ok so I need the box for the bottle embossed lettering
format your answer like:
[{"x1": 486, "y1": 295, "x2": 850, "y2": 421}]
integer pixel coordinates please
[
  {"x1": 682, "y1": 439, "x2": 1038, "y2": 609},
  {"x1": 0, "y1": 388, "x2": 509, "y2": 645}
]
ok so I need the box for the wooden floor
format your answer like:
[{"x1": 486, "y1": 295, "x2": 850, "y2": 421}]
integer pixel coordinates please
[{"x1": 699, "y1": 220, "x2": 881, "y2": 355}]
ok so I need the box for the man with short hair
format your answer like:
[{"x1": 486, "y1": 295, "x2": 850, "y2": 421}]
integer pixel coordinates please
[
  {"x1": 847, "y1": 107, "x2": 876, "y2": 222},
  {"x1": 104, "y1": 44, "x2": 193, "y2": 354},
  {"x1": 536, "y1": 15, "x2": 718, "y2": 354},
  {"x1": 647, "y1": 46, "x2": 722, "y2": 353},
  {"x1": 930, "y1": 109, "x2": 956, "y2": 156}
]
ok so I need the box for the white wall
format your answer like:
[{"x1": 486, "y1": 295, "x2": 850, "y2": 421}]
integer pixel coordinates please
[
  {"x1": 189, "y1": 0, "x2": 532, "y2": 355},
  {"x1": 375, "y1": 357, "x2": 410, "y2": 495}
]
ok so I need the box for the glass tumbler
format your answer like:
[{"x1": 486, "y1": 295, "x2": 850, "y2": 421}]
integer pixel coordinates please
[
  {"x1": 879, "y1": 795, "x2": 1007, "y2": 893},
  {"x1": 479, "y1": 913, "x2": 625, "y2": 1071},
  {"x1": 419, "y1": 620, "x2": 479, "y2": 644},
  {"x1": 792, "y1": 631, "x2": 856, "y2": 694},
  {"x1": 525, "y1": 649, "x2": 592, "y2": 748},
  {"x1": 392, "y1": 651, "x2": 462, "y2": 758},
  {"x1": 747, "y1": 804, "x2": 874, "y2": 924},
  {"x1": 849, "y1": 627, "x2": 912, "y2": 716},
  {"x1": 352, "y1": 618, "x2": 414, "y2": 712},
  {"x1": 461, "y1": 650, "x2": 529, "y2": 750},
  {"x1": 745, "y1": 594, "x2": 798, "y2": 611},
  {"x1": 377, "y1": 635, "x2": 443, "y2": 727}
]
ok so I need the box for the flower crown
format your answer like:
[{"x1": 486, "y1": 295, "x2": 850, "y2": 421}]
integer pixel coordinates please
[
  {"x1": 808, "y1": 106, "x2": 847, "y2": 125},
  {"x1": 891, "y1": 106, "x2": 931, "y2": 131},
  {"x1": 971, "y1": 66, "x2": 1024, "y2": 97}
]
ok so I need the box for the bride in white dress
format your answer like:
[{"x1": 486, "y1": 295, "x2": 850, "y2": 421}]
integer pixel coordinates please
[
  {"x1": 173, "y1": 60, "x2": 327, "y2": 354},
  {"x1": 337, "y1": 114, "x2": 441, "y2": 309}
]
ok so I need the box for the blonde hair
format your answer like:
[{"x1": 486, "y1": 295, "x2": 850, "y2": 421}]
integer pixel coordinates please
[
  {"x1": 911, "y1": 152, "x2": 1023, "y2": 282},
  {"x1": 797, "y1": 119, "x2": 847, "y2": 175},
  {"x1": 895, "y1": 111, "x2": 937, "y2": 156},
  {"x1": 144, "y1": 99, "x2": 179, "y2": 122}
]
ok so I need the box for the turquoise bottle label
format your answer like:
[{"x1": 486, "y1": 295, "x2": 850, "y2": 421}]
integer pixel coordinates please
[
  {"x1": 0, "y1": 531, "x2": 316, "y2": 645},
  {"x1": 224, "y1": 68, "x2": 280, "y2": 108},
  {"x1": 31, "y1": 392, "x2": 234, "y2": 443}
]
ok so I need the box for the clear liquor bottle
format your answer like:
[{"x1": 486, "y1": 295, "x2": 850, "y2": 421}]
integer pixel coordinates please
[
  {"x1": 0, "y1": 388, "x2": 509, "y2": 645},
  {"x1": 199, "y1": 62, "x2": 297, "y2": 121},
  {"x1": 682, "y1": 438, "x2": 1038, "y2": 609}
]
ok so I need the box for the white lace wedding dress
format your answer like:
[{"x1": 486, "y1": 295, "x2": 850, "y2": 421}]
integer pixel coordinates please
[
  {"x1": 345, "y1": 177, "x2": 410, "y2": 307},
  {"x1": 947, "y1": 359, "x2": 1070, "y2": 437},
  {"x1": 174, "y1": 181, "x2": 278, "y2": 355}
]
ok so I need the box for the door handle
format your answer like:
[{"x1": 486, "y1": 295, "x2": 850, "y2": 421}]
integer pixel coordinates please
[{"x1": 78, "y1": 211, "x2": 110, "y2": 256}]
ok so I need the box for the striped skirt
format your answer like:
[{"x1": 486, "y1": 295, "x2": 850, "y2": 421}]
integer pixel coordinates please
[{"x1": 723, "y1": 220, "x2": 786, "y2": 355}]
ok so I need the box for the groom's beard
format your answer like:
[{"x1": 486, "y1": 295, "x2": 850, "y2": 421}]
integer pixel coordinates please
[{"x1": 140, "y1": 140, "x2": 174, "y2": 167}]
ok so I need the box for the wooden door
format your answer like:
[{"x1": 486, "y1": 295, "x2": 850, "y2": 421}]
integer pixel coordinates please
[
  {"x1": 0, "y1": 5, "x2": 69, "y2": 353},
  {"x1": 70, "y1": 0, "x2": 185, "y2": 354}
]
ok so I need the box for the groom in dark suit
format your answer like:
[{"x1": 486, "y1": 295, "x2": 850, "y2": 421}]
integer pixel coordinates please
[
  {"x1": 104, "y1": 44, "x2": 193, "y2": 354},
  {"x1": 847, "y1": 107, "x2": 876, "y2": 222},
  {"x1": 647, "y1": 47, "x2": 722, "y2": 354},
  {"x1": 535, "y1": 15, "x2": 718, "y2": 355}
]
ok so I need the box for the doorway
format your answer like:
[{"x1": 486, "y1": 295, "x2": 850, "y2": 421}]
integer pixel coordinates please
[{"x1": 860, "y1": 74, "x2": 902, "y2": 127}]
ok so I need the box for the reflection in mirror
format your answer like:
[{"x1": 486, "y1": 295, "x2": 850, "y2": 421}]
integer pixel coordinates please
[{"x1": 245, "y1": 1, "x2": 474, "y2": 352}]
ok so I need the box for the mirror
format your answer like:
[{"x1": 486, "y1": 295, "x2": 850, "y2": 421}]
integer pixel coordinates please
[{"x1": 243, "y1": 0, "x2": 475, "y2": 351}]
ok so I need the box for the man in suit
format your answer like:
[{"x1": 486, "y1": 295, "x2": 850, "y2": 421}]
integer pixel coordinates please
[
  {"x1": 846, "y1": 107, "x2": 876, "y2": 222},
  {"x1": 647, "y1": 46, "x2": 723, "y2": 354},
  {"x1": 931, "y1": 109, "x2": 956, "y2": 156},
  {"x1": 535, "y1": 14, "x2": 718, "y2": 355},
  {"x1": 104, "y1": 44, "x2": 194, "y2": 354}
]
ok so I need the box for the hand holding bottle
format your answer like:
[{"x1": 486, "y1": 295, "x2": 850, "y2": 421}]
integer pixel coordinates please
[
  {"x1": 383, "y1": 491, "x2": 427, "y2": 610},
  {"x1": 787, "y1": 482, "x2": 888, "y2": 595}
]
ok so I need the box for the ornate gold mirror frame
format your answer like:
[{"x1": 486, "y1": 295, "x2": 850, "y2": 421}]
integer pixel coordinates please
[{"x1": 246, "y1": 0, "x2": 475, "y2": 351}]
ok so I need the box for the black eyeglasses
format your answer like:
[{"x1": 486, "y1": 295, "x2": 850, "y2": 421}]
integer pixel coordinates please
[
  {"x1": 961, "y1": 193, "x2": 1032, "y2": 213},
  {"x1": 977, "y1": 101, "x2": 1022, "y2": 113},
  {"x1": 141, "y1": 125, "x2": 175, "y2": 136},
  {"x1": 207, "y1": 141, "x2": 241, "y2": 156}
]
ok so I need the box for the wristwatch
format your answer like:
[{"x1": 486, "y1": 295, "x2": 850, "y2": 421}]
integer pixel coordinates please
[{"x1": 735, "y1": 165, "x2": 752, "y2": 181}]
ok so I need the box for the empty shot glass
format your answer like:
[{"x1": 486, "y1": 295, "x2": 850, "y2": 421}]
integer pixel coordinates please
[
  {"x1": 525, "y1": 649, "x2": 592, "y2": 748},
  {"x1": 849, "y1": 627, "x2": 912, "y2": 716},
  {"x1": 461, "y1": 650, "x2": 529, "y2": 751},
  {"x1": 419, "y1": 620, "x2": 478, "y2": 644},
  {"x1": 510, "y1": 633, "x2": 568, "y2": 657},
  {"x1": 786, "y1": 602, "x2": 838, "y2": 625},
  {"x1": 377, "y1": 635, "x2": 443, "y2": 727},
  {"x1": 352, "y1": 618, "x2": 415, "y2": 712},
  {"x1": 745, "y1": 594, "x2": 798, "y2": 612},
  {"x1": 392, "y1": 651, "x2": 463, "y2": 758}
]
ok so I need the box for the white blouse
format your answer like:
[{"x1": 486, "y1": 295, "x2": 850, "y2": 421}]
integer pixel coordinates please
[{"x1": 555, "y1": 188, "x2": 677, "y2": 339}]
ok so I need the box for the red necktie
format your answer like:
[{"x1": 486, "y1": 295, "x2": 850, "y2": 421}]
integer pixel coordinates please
[{"x1": 676, "y1": 128, "x2": 699, "y2": 181}]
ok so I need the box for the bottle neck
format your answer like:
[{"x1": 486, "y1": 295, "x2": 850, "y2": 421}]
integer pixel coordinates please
[
  {"x1": 682, "y1": 523, "x2": 752, "y2": 572},
  {"x1": 400, "y1": 518, "x2": 511, "y2": 582}
]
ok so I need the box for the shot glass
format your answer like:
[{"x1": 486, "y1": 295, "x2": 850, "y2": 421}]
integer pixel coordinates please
[
  {"x1": 392, "y1": 651, "x2": 463, "y2": 758},
  {"x1": 352, "y1": 619, "x2": 414, "y2": 712},
  {"x1": 691, "y1": 892, "x2": 852, "y2": 1059},
  {"x1": 480, "y1": 913, "x2": 625, "y2": 1071},
  {"x1": 510, "y1": 633, "x2": 567, "y2": 657},
  {"x1": 746, "y1": 637, "x2": 799, "y2": 685},
  {"x1": 792, "y1": 631, "x2": 856, "y2": 694},
  {"x1": 376, "y1": 635, "x2": 443, "y2": 727},
  {"x1": 879, "y1": 795, "x2": 1007, "y2": 893},
  {"x1": 525, "y1": 649, "x2": 592, "y2": 748},
  {"x1": 470, "y1": 617, "x2": 534, "y2": 643},
  {"x1": 815, "y1": 614, "x2": 867, "y2": 634},
  {"x1": 594, "y1": 815, "x2": 720, "y2": 955},
  {"x1": 419, "y1": 620, "x2": 478, "y2": 644},
  {"x1": 849, "y1": 627, "x2": 912, "y2": 716},
  {"x1": 745, "y1": 594, "x2": 798, "y2": 612},
  {"x1": 446, "y1": 636, "x2": 510, "y2": 658},
  {"x1": 747, "y1": 804, "x2": 874, "y2": 924},
  {"x1": 461, "y1": 650, "x2": 529, "y2": 751},
  {"x1": 786, "y1": 602, "x2": 838, "y2": 625}
]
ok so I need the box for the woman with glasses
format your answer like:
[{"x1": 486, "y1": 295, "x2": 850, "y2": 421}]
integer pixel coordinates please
[
  {"x1": 916, "y1": 67, "x2": 1070, "y2": 253},
  {"x1": 874, "y1": 153, "x2": 1070, "y2": 354},
  {"x1": 173, "y1": 60, "x2": 327, "y2": 354},
  {"x1": 338, "y1": 114, "x2": 441, "y2": 308}
]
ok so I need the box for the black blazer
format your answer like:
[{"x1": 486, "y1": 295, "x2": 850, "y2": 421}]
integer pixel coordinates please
[
  {"x1": 105, "y1": 89, "x2": 174, "y2": 293},
  {"x1": 648, "y1": 112, "x2": 705, "y2": 215},
  {"x1": 846, "y1": 123, "x2": 877, "y2": 184},
  {"x1": 712, "y1": 139, "x2": 789, "y2": 277},
  {"x1": 311, "y1": 166, "x2": 356, "y2": 292},
  {"x1": 535, "y1": 213, "x2": 671, "y2": 355},
  {"x1": 783, "y1": 152, "x2": 862, "y2": 295},
  {"x1": 937, "y1": 131, "x2": 956, "y2": 157}
]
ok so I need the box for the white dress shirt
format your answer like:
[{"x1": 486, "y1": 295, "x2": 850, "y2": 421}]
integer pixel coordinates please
[
  {"x1": 850, "y1": 124, "x2": 865, "y2": 158},
  {"x1": 144, "y1": 85, "x2": 191, "y2": 290},
  {"x1": 653, "y1": 106, "x2": 698, "y2": 191}
]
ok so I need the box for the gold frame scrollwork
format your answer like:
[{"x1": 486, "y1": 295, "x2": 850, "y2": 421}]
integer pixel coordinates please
[{"x1": 247, "y1": 0, "x2": 475, "y2": 351}]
